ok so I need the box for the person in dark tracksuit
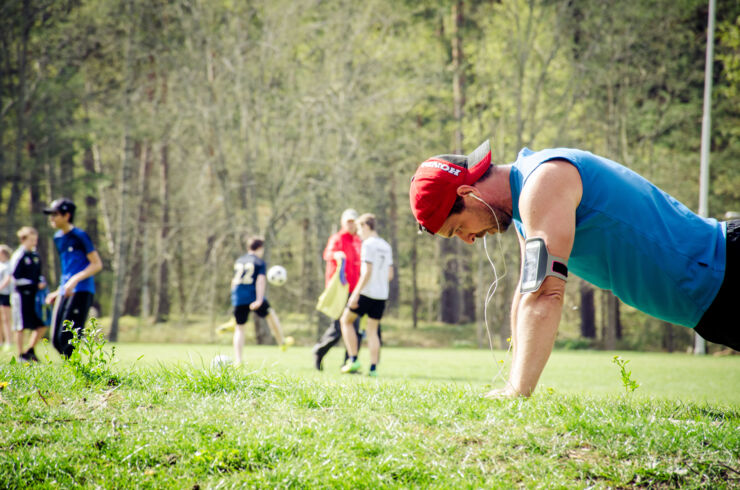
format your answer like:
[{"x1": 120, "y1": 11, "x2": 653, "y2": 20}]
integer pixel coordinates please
[
  {"x1": 1, "y1": 228, "x2": 47, "y2": 361},
  {"x1": 43, "y1": 198, "x2": 103, "y2": 358},
  {"x1": 312, "y1": 209, "x2": 363, "y2": 370}
]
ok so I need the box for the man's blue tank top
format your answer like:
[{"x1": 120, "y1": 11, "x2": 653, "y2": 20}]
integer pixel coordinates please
[{"x1": 509, "y1": 148, "x2": 726, "y2": 328}]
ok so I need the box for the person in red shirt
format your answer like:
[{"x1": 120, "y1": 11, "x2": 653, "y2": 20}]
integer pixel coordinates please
[{"x1": 312, "y1": 209, "x2": 363, "y2": 370}]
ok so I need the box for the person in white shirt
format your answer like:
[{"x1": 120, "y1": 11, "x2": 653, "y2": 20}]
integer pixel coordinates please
[
  {"x1": 340, "y1": 213, "x2": 394, "y2": 376},
  {"x1": 0, "y1": 245, "x2": 13, "y2": 351}
]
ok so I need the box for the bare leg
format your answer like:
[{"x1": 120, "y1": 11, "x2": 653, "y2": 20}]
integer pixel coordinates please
[
  {"x1": 366, "y1": 318, "x2": 380, "y2": 365},
  {"x1": 340, "y1": 309, "x2": 359, "y2": 357},
  {"x1": 16, "y1": 330, "x2": 24, "y2": 357},
  {"x1": 0, "y1": 306, "x2": 8, "y2": 345},
  {"x1": 29, "y1": 327, "x2": 47, "y2": 349},
  {"x1": 233, "y1": 323, "x2": 246, "y2": 364},
  {"x1": 2, "y1": 307, "x2": 10, "y2": 346},
  {"x1": 265, "y1": 309, "x2": 284, "y2": 345}
]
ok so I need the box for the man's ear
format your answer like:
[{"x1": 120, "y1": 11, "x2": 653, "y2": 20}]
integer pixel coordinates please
[{"x1": 456, "y1": 185, "x2": 477, "y2": 197}]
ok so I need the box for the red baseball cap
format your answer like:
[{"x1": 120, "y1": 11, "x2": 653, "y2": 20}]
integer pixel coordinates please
[{"x1": 409, "y1": 140, "x2": 492, "y2": 234}]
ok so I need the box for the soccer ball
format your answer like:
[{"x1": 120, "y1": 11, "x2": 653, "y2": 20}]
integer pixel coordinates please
[
  {"x1": 267, "y1": 265, "x2": 287, "y2": 286},
  {"x1": 211, "y1": 354, "x2": 232, "y2": 369}
]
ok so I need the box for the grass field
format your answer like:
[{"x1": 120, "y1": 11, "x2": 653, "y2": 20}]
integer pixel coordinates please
[{"x1": 1, "y1": 340, "x2": 738, "y2": 488}]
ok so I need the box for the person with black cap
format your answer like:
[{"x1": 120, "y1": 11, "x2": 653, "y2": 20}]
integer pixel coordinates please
[
  {"x1": 43, "y1": 198, "x2": 103, "y2": 358},
  {"x1": 409, "y1": 141, "x2": 737, "y2": 398}
]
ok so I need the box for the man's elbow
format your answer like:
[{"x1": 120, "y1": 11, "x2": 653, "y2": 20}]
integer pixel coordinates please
[
  {"x1": 533, "y1": 278, "x2": 566, "y2": 303},
  {"x1": 92, "y1": 259, "x2": 103, "y2": 275}
]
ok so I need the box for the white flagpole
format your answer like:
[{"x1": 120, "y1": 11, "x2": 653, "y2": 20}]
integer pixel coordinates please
[{"x1": 695, "y1": 0, "x2": 716, "y2": 355}]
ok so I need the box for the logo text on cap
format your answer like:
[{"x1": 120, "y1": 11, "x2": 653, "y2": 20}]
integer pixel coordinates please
[{"x1": 421, "y1": 160, "x2": 462, "y2": 177}]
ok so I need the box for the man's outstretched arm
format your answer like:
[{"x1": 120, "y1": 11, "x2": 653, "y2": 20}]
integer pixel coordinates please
[{"x1": 496, "y1": 160, "x2": 582, "y2": 397}]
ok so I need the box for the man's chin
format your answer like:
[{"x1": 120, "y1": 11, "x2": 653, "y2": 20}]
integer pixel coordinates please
[{"x1": 486, "y1": 223, "x2": 509, "y2": 235}]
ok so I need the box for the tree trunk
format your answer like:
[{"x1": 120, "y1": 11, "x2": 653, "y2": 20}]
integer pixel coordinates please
[
  {"x1": 255, "y1": 316, "x2": 275, "y2": 345},
  {"x1": 29, "y1": 167, "x2": 51, "y2": 284},
  {"x1": 602, "y1": 290, "x2": 619, "y2": 350},
  {"x1": 301, "y1": 217, "x2": 319, "y2": 322},
  {"x1": 155, "y1": 143, "x2": 171, "y2": 322},
  {"x1": 452, "y1": 1, "x2": 464, "y2": 154},
  {"x1": 109, "y1": 132, "x2": 135, "y2": 342},
  {"x1": 109, "y1": 1, "x2": 137, "y2": 341},
  {"x1": 387, "y1": 169, "x2": 400, "y2": 312},
  {"x1": 439, "y1": 239, "x2": 461, "y2": 323},
  {"x1": 5, "y1": 0, "x2": 31, "y2": 240},
  {"x1": 59, "y1": 152, "x2": 75, "y2": 198},
  {"x1": 579, "y1": 280, "x2": 596, "y2": 338},
  {"x1": 438, "y1": 1, "x2": 466, "y2": 325},
  {"x1": 140, "y1": 226, "x2": 150, "y2": 320},
  {"x1": 411, "y1": 230, "x2": 419, "y2": 329},
  {"x1": 82, "y1": 146, "x2": 100, "y2": 249},
  {"x1": 662, "y1": 321, "x2": 675, "y2": 353},
  {"x1": 92, "y1": 144, "x2": 115, "y2": 256},
  {"x1": 122, "y1": 141, "x2": 147, "y2": 316}
]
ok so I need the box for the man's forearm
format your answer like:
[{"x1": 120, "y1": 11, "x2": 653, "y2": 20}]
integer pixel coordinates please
[
  {"x1": 509, "y1": 289, "x2": 564, "y2": 396},
  {"x1": 255, "y1": 276, "x2": 266, "y2": 302},
  {"x1": 350, "y1": 272, "x2": 370, "y2": 300},
  {"x1": 509, "y1": 291, "x2": 521, "y2": 361},
  {"x1": 68, "y1": 263, "x2": 101, "y2": 286}
]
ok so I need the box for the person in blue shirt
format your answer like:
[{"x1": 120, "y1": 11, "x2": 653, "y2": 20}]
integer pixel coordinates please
[
  {"x1": 230, "y1": 238, "x2": 287, "y2": 365},
  {"x1": 409, "y1": 140, "x2": 737, "y2": 398},
  {"x1": 43, "y1": 198, "x2": 103, "y2": 358}
]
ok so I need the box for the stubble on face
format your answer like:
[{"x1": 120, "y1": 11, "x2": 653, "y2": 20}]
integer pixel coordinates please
[{"x1": 344, "y1": 221, "x2": 357, "y2": 235}]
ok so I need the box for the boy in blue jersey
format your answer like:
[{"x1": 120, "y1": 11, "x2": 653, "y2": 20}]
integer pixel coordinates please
[
  {"x1": 231, "y1": 238, "x2": 287, "y2": 365},
  {"x1": 409, "y1": 140, "x2": 738, "y2": 398},
  {"x1": 43, "y1": 198, "x2": 103, "y2": 358}
]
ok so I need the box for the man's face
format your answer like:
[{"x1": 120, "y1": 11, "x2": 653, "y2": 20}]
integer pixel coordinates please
[
  {"x1": 342, "y1": 219, "x2": 357, "y2": 235},
  {"x1": 436, "y1": 197, "x2": 510, "y2": 244},
  {"x1": 357, "y1": 222, "x2": 370, "y2": 240},
  {"x1": 48, "y1": 211, "x2": 68, "y2": 229},
  {"x1": 21, "y1": 233, "x2": 38, "y2": 249}
]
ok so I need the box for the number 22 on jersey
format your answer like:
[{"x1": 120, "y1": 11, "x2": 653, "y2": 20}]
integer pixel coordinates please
[{"x1": 234, "y1": 262, "x2": 255, "y2": 285}]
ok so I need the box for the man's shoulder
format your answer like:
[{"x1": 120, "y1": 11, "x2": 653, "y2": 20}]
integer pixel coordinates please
[
  {"x1": 57, "y1": 227, "x2": 95, "y2": 246},
  {"x1": 236, "y1": 253, "x2": 255, "y2": 263},
  {"x1": 325, "y1": 231, "x2": 343, "y2": 246},
  {"x1": 71, "y1": 227, "x2": 95, "y2": 246},
  {"x1": 367, "y1": 235, "x2": 390, "y2": 246},
  {"x1": 71, "y1": 227, "x2": 92, "y2": 239},
  {"x1": 338, "y1": 232, "x2": 360, "y2": 246},
  {"x1": 9, "y1": 249, "x2": 24, "y2": 269}
]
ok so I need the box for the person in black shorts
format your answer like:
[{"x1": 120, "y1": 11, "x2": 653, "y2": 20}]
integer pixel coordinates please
[
  {"x1": 693, "y1": 219, "x2": 739, "y2": 350},
  {"x1": 230, "y1": 238, "x2": 288, "y2": 365},
  {"x1": 340, "y1": 214, "x2": 394, "y2": 376},
  {"x1": 44, "y1": 198, "x2": 103, "y2": 358},
  {"x1": 6, "y1": 228, "x2": 47, "y2": 362}
]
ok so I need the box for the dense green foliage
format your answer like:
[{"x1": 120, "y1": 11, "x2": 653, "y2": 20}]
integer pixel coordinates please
[
  {"x1": 1, "y1": 344, "x2": 738, "y2": 488},
  {"x1": 1, "y1": 0, "x2": 738, "y2": 350}
]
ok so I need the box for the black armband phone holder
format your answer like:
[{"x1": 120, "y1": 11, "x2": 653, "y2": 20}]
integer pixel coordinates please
[{"x1": 520, "y1": 237, "x2": 568, "y2": 294}]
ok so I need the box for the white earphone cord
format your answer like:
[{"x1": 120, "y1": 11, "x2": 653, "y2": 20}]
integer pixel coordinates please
[{"x1": 472, "y1": 194, "x2": 513, "y2": 386}]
